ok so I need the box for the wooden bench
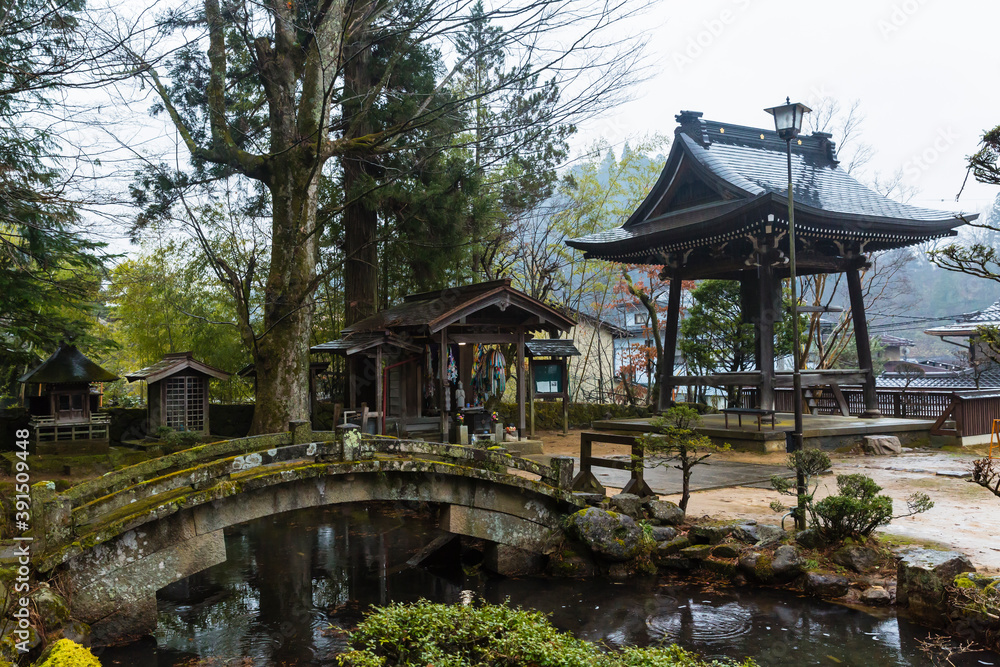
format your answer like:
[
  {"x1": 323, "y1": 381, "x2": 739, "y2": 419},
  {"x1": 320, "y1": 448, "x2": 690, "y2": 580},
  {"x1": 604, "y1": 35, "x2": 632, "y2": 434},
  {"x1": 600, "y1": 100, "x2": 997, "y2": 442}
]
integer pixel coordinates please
[{"x1": 721, "y1": 407, "x2": 776, "y2": 431}]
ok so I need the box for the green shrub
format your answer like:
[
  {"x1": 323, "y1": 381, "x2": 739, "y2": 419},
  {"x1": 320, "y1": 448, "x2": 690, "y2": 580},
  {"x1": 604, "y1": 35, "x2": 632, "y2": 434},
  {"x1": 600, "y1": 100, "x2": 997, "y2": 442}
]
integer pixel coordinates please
[
  {"x1": 163, "y1": 430, "x2": 201, "y2": 449},
  {"x1": 29, "y1": 638, "x2": 101, "y2": 667},
  {"x1": 640, "y1": 406, "x2": 728, "y2": 512},
  {"x1": 812, "y1": 474, "x2": 932, "y2": 541},
  {"x1": 337, "y1": 600, "x2": 755, "y2": 667},
  {"x1": 769, "y1": 450, "x2": 832, "y2": 528},
  {"x1": 154, "y1": 425, "x2": 173, "y2": 439}
]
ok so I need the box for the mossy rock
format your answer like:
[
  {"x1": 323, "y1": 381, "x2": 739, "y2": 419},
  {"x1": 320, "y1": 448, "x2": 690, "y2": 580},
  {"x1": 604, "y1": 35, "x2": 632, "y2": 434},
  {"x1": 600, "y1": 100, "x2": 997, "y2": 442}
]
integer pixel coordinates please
[
  {"x1": 547, "y1": 543, "x2": 596, "y2": 578},
  {"x1": 712, "y1": 543, "x2": 741, "y2": 559},
  {"x1": 29, "y1": 638, "x2": 100, "y2": 667},
  {"x1": 954, "y1": 572, "x2": 1000, "y2": 591},
  {"x1": 31, "y1": 587, "x2": 70, "y2": 630},
  {"x1": 743, "y1": 552, "x2": 774, "y2": 582},
  {"x1": 565, "y1": 507, "x2": 649, "y2": 562},
  {"x1": 701, "y1": 558, "x2": 737, "y2": 578},
  {"x1": 678, "y1": 544, "x2": 713, "y2": 560}
]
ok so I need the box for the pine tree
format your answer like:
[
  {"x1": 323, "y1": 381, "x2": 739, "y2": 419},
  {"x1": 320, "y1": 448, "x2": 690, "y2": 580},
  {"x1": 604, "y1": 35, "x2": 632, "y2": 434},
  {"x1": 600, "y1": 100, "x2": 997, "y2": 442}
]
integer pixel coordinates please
[{"x1": 0, "y1": 0, "x2": 110, "y2": 395}]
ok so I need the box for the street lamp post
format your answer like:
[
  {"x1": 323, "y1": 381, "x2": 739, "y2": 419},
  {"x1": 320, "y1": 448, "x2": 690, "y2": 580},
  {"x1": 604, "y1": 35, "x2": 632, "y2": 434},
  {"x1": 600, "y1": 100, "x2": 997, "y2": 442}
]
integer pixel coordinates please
[{"x1": 765, "y1": 97, "x2": 811, "y2": 531}]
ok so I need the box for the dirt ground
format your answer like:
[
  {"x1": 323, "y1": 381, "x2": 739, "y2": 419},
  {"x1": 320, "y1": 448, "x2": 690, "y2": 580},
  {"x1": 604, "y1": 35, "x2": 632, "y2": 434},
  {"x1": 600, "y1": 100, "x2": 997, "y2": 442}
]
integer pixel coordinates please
[{"x1": 535, "y1": 428, "x2": 1000, "y2": 572}]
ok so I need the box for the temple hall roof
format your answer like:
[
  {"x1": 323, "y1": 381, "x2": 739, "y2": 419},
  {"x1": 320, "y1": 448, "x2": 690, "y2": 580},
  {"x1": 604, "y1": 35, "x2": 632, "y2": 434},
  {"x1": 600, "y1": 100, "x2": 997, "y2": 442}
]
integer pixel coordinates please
[{"x1": 568, "y1": 111, "x2": 975, "y2": 269}]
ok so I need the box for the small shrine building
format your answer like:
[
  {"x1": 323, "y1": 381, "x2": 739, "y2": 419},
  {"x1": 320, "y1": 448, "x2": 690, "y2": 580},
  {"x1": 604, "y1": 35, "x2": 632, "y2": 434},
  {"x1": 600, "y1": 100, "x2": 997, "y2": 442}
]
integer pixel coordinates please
[
  {"x1": 18, "y1": 343, "x2": 119, "y2": 453},
  {"x1": 126, "y1": 352, "x2": 231, "y2": 434},
  {"x1": 312, "y1": 280, "x2": 577, "y2": 440}
]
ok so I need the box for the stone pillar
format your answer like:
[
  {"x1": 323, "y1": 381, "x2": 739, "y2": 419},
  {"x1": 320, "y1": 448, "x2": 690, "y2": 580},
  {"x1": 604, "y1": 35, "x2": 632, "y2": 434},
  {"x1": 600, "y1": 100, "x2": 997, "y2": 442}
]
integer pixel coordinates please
[
  {"x1": 548, "y1": 456, "x2": 575, "y2": 490},
  {"x1": 289, "y1": 420, "x2": 312, "y2": 445},
  {"x1": 31, "y1": 481, "x2": 72, "y2": 555},
  {"x1": 484, "y1": 543, "x2": 543, "y2": 577}
]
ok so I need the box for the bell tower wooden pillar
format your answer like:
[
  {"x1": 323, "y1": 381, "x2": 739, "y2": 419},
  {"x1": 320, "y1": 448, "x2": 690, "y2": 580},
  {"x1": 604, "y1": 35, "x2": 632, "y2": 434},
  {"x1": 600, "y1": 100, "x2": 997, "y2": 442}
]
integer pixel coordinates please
[
  {"x1": 847, "y1": 268, "x2": 881, "y2": 418},
  {"x1": 657, "y1": 274, "x2": 684, "y2": 413}
]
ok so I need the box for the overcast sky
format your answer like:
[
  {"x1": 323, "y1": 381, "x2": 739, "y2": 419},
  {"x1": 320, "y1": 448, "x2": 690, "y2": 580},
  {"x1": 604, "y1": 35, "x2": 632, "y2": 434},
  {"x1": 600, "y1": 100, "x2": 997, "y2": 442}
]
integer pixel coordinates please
[{"x1": 577, "y1": 0, "x2": 1000, "y2": 216}]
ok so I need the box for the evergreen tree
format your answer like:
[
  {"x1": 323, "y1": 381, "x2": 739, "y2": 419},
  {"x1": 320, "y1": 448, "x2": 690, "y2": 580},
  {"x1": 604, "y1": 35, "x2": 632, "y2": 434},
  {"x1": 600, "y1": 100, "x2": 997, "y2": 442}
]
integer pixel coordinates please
[
  {"x1": 115, "y1": 0, "x2": 644, "y2": 432},
  {"x1": 0, "y1": 0, "x2": 110, "y2": 396}
]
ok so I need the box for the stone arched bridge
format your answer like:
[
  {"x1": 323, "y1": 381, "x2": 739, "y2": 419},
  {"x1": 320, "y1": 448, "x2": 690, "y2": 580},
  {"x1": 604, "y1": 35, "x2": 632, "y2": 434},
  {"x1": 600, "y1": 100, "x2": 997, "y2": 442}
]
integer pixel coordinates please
[{"x1": 29, "y1": 423, "x2": 585, "y2": 644}]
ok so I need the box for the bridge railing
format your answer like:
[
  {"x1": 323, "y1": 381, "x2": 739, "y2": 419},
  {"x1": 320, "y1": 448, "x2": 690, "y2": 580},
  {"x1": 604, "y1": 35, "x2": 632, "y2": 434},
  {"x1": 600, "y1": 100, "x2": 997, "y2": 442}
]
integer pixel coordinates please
[
  {"x1": 60, "y1": 421, "x2": 324, "y2": 509},
  {"x1": 29, "y1": 425, "x2": 575, "y2": 561},
  {"x1": 357, "y1": 436, "x2": 574, "y2": 490}
]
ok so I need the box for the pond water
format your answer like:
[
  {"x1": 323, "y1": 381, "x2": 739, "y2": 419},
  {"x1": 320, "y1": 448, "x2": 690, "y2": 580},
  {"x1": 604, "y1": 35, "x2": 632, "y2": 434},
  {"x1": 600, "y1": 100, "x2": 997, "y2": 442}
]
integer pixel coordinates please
[{"x1": 98, "y1": 503, "x2": 999, "y2": 666}]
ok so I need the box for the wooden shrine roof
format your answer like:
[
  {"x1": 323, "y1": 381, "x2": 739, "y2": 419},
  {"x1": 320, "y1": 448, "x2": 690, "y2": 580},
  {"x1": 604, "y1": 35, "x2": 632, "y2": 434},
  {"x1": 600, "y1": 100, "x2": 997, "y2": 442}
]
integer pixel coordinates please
[
  {"x1": 125, "y1": 351, "x2": 231, "y2": 384},
  {"x1": 525, "y1": 339, "x2": 581, "y2": 358},
  {"x1": 567, "y1": 111, "x2": 975, "y2": 271},
  {"x1": 18, "y1": 343, "x2": 119, "y2": 384},
  {"x1": 341, "y1": 280, "x2": 575, "y2": 336}
]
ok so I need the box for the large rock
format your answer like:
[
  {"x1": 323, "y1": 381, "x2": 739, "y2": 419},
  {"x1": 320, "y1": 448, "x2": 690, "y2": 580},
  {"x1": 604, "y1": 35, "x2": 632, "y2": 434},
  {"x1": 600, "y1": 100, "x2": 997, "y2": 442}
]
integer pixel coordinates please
[
  {"x1": 861, "y1": 586, "x2": 892, "y2": 606},
  {"x1": 655, "y1": 536, "x2": 690, "y2": 556},
  {"x1": 48, "y1": 619, "x2": 91, "y2": 647},
  {"x1": 897, "y1": 549, "x2": 976, "y2": 626},
  {"x1": 731, "y1": 524, "x2": 760, "y2": 544},
  {"x1": 738, "y1": 552, "x2": 771, "y2": 582},
  {"x1": 794, "y1": 528, "x2": 827, "y2": 550},
  {"x1": 831, "y1": 545, "x2": 881, "y2": 573},
  {"x1": 804, "y1": 573, "x2": 850, "y2": 598},
  {"x1": 863, "y1": 435, "x2": 902, "y2": 455},
  {"x1": 565, "y1": 507, "x2": 648, "y2": 562},
  {"x1": 548, "y1": 541, "x2": 597, "y2": 578},
  {"x1": 31, "y1": 586, "x2": 71, "y2": 631},
  {"x1": 771, "y1": 545, "x2": 806, "y2": 580},
  {"x1": 755, "y1": 524, "x2": 787, "y2": 545},
  {"x1": 679, "y1": 544, "x2": 714, "y2": 560},
  {"x1": 712, "y1": 543, "x2": 741, "y2": 559},
  {"x1": 690, "y1": 524, "x2": 735, "y2": 545},
  {"x1": 650, "y1": 526, "x2": 678, "y2": 542},
  {"x1": 610, "y1": 493, "x2": 643, "y2": 518},
  {"x1": 646, "y1": 499, "x2": 685, "y2": 526},
  {"x1": 733, "y1": 522, "x2": 785, "y2": 546}
]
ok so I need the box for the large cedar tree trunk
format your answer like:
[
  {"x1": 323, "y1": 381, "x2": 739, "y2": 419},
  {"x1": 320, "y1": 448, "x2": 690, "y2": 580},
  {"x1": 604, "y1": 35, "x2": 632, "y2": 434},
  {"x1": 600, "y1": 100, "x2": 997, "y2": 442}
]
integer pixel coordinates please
[
  {"x1": 250, "y1": 159, "x2": 320, "y2": 434},
  {"x1": 342, "y1": 25, "x2": 378, "y2": 327}
]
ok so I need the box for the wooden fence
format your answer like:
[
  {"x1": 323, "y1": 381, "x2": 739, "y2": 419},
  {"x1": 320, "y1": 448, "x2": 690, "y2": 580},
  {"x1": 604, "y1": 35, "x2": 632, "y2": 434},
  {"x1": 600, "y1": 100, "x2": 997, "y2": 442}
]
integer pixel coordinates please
[
  {"x1": 739, "y1": 386, "x2": 1000, "y2": 438},
  {"x1": 931, "y1": 391, "x2": 1000, "y2": 438},
  {"x1": 740, "y1": 387, "x2": 954, "y2": 420}
]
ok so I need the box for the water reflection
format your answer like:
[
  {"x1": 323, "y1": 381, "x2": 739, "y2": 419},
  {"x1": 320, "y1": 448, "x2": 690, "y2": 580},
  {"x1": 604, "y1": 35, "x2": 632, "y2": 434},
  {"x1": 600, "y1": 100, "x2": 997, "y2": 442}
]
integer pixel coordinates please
[{"x1": 98, "y1": 502, "x2": 999, "y2": 667}]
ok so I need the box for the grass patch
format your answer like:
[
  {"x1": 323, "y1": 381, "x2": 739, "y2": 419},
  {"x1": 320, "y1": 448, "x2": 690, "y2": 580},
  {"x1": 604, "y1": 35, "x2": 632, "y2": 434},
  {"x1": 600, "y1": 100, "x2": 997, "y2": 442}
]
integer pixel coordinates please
[{"x1": 877, "y1": 532, "x2": 953, "y2": 552}]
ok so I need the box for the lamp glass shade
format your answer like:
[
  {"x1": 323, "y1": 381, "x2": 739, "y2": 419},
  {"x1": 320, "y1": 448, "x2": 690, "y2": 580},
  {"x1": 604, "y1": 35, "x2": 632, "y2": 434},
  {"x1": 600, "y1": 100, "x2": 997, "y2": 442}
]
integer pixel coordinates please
[{"x1": 764, "y1": 100, "x2": 812, "y2": 140}]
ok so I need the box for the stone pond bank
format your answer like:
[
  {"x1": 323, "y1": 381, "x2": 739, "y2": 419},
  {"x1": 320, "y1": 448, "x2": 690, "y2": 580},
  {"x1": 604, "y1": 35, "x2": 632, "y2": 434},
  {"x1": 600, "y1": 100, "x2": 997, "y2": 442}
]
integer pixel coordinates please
[
  {"x1": 551, "y1": 492, "x2": 1000, "y2": 652},
  {"x1": 4, "y1": 491, "x2": 998, "y2": 663}
]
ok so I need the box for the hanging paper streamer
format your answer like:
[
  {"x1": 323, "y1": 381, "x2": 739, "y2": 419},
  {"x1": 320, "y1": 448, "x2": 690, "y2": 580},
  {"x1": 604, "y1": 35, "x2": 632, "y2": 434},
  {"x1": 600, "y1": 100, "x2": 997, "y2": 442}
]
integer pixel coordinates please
[
  {"x1": 448, "y1": 345, "x2": 458, "y2": 382},
  {"x1": 423, "y1": 344, "x2": 435, "y2": 398},
  {"x1": 473, "y1": 347, "x2": 507, "y2": 400},
  {"x1": 470, "y1": 344, "x2": 482, "y2": 389}
]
